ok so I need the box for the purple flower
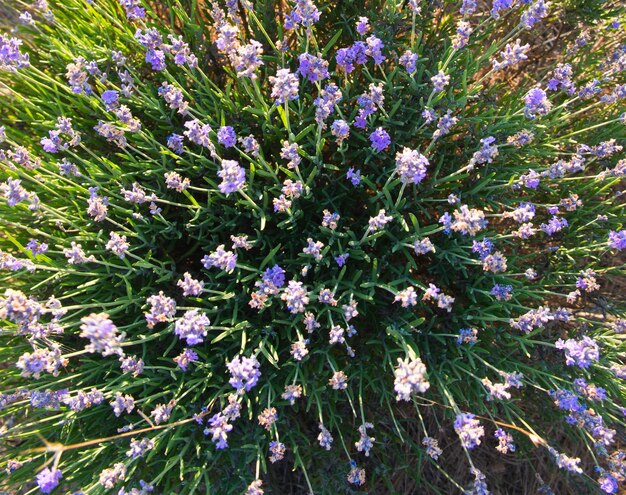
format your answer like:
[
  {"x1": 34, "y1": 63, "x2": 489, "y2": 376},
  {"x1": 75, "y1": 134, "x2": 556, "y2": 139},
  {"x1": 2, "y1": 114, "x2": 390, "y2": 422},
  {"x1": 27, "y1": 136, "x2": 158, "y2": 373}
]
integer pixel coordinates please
[
  {"x1": 454, "y1": 413, "x2": 484, "y2": 449},
  {"x1": 105, "y1": 232, "x2": 129, "y2": 259},
  {"x1": 335, "y1": 253, "x2": 349, "y2": 267},
  {"x1": 508, "y1": 129, "x2": 535, "y2": 147},
  {"x1": 269, "y1": 440, "x2": 285, "y2": 463},
  {"x1": 217, "y1": 126, "x2": 236, "y2": 148},
  {"x1": 258, "y1": 407, "x2": 278, "y2": 434},
  {"x1": 346, "y1": 167, "x2": 362, "y2": 186},
  {"x1": 365, "y1": 35, "x2": 385, "y2": 64},
  {"x1": 36, "y1": 468, "x2": 62, "y2": 493},
  {"x1": 355, "y1": 82, "x2": 384, "y2": 128},
  {"x1": 239, "y1": 135, "x2": 260, "y2": 156},
  {"x1": 63, "y1": 388, "x2": 104, "y2": 412},
  {"x1": 177, "y1": 272, "x2": 204, "y2": 296},
  {"x1": 284, "y1": 0, "x2": 321, "y2": 30},
  {"x1": 598, "y1": 473, "x2": 619, "y2": 494},
  {"x1": 431, "y1": 70, "x2": 450, "y2": 92},
  {"x1": 330, "y1": 119, "x2": 350, "y2": 144},
  {"x1": 555, "y1": 336, "x2": 599, "y2": 368},
  {"x1": 99, "y1": 463, "x2": 126, "y2": 489},
  {"x1": 399, "y1": 50, "x2": 418, "y2": 74},
  {"x1": 524, "y1": 87, "x2": 552, "y2": 119},
  {"x1": 280, "y1": 141, "x2": 301, "y2": 169},
  {"x1": 318, "y1": 423, "x2": 334, "y2": 449},
  {"x1": 168, "y1": 34, "x2": 198, "y2": 68},
  {"x1": 202, "y1": 245, "x2": 237, "y2": 272},
  {"x1": 150, "y1": 402, "x2": 173, "y2": 424},
  {"x1": 184, "y1": 119, "x2": 213, "y2": 149},
  {"x1": 347, "y1": 461, "x2": 366, "y2": 486},
  {"x1": 491, "y1": 284, "x2": 513, "y2": 301},
  {"x1": 269, "y1": 68, "x2": 299, "y2": 105},
  {"x1": 227, "y1": 354, "x2": 261, "y2": 392},
  {"x1": 101, "y1": 90, "x2": 119, "y2": 109},
  {"x1": 450, "y1": 205, "x2": 487, "y2": 236},
  {"x1": 482, "y1": 251, "x2": 508, "y2": 273},
  {"x1": 521, "y1": 0, "x2": 550, "y2": 29},
  {"x1": 491, "y1": 0, "x2": 515, "y2": 18},
  {"x1": 414, "y1": 237, "x2": 435, "y2": 255},
  {"x1": 119, "y1": 0, "x2": 145, "y2": 19},
  {"x1": 79, "y1": 313, "x2": 123, "y2": 356},
  {"x1": 469, "y1": 136, "x2": 498, "y2": 169},
  {"x1": 541, "y1": 216, "x2": 568, "y2": 235},
  {"x1": 281, "y1": 280, "x2": 309, "y2": 314},
  {"x1": 394, "y1": 287, "x2": 418, "y2": 308},
  {"x1": 355, "y1": 422, "x2": 375, "y2": 457},
  {"x1": 217, "y1": 159, "x2": 246, "y2": 194},
  {"x1": 145, "y1": 48, "x2": 166, "y2": 71},
  {"x1": 26, "y1": 239, "x2": 48, "y2": 256},
  {"x1": 246, "y1": 480, "x2": 264, "y2": 495},
  {"x1": 126, "y1": 438, "x2": 154, "y2": 460},
  {"x1": 297, "y1": 53, "x2": 329, "y2": 83},
  {"x1": 120, "y1": 355, "x2": 144, "y2": 376},
  {"x1": 457, "y1": 327, "x2": 478, "y2": 345},
  {"x1": 164, "y1": 171, "x2": 190, "y2": 192},
  {"x1": 158, "y1": 82, "x2": 188, "y2": 115},
  {"x1": 174, "y1": 348, "x2": 199, "y2": 371},
  {"x1": 547, "y1": 447, "x2": 582, "y2": 474},
  {"x1": 369, "y1": 127, "x2": 391, "y2": 152},
  {"x1": 423, "y1": 437, "x2": 443, "y2": 459},
  {"x1": 1, "y1": 178, "x2": 30, "y2": 207},
  {"x1": 207, "y1": 413, "x2": 232, "y2": 449},
  {"x1": 368, "y1": 209, "x2": 393, "y2": 231},
  {"x1": 215, "y1": 24, "x2": 238, "y2": 56},
  {"x1": 0, "y1": 34, "x2": 30, "y2": 72},
  {"x1": 492, "y1": 40, "x2": 530, "y2": 71},
  {"x1": 433, "y1": 110, "x2": 457, "y2": 139},
  {"x1": 394, "y1": 356, "x2": 430, "y2": 401},
  {"x1": 86, "y1": 187, "x2": 109, "y2": 222},
  {"x1": 145, "y1": 292, "x2": 177, "y2": 328},
  {"x1": 167, "y1": 133, "x2": 184, "y2": 154},
  {"x1": 460, "y1": 0, "x2": 477, "y2": 15},
  {"x1": 336, "y1": 42, "x2": 368, "y2": 73},
  {"x1": 174, "y1": 309, "x2": 210, "y2": 345},
  {"x1": 260, "y1": 265, "x2": 286, "y2": 292},
  {"x1": 452, "y1": 21, "x2": 473, "y2": 49},
  {"x1": 356, "y1": 16, "x2": 370, "y2": 35},
  {"x1": 395, "y1": 147, "x2": 430, "y2": 184},
  {"x1": 608, "y1": 230, "x2": 626, "y2": 250},
  {"x1": 472, "y1": 238, "x2": 494, "y2": 259},
  {"x1": 234, "y1": 41, "x2": 264, "y2": 80}
]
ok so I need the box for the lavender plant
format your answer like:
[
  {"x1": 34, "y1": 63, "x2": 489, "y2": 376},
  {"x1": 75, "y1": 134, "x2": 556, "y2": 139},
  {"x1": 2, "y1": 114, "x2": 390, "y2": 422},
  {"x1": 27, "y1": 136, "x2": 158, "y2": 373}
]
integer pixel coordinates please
[{"x1": 1, "y1": 0, "x2": 625, "y2": 494}]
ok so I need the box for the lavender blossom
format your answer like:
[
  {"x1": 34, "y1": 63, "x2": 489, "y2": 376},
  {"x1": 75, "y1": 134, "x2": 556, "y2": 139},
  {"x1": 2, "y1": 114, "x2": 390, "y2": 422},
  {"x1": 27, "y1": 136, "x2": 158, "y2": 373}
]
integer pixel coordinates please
[
  {"x1": 454, "y1": 413, "x2": 484, "y2": 449},
  {"x1": 395, "y1": 147, "x2": 430, "y2": 184},
  {"x1": 431, "y1": 70, "x2": 450, "y2": 92},
  {"x1": 202, "y1": 245, "x2": 237, "y2": 272},
  {"x1": 297, "y1": 53, "x2": 329, "y2": 83},
  {"x1": 394, "y1": 356, "x2": 430, "y2": 401},
  {"x1": 555, "y1": 336, "x2": 599, "y2": 368},
  {"x1": 369, "y1": 127, "x2": 391, "y2": 152},
  {"x1": 227, "y1": 354, "x2": 261, "y2": 392},
  {"x1": 269, "y1": 69, "x2": 299, "y2": 105},
  {"x1": 174, "y1": 309, "x2": 210, "y2": 345},
  {"x1": 492, "y1": 40, "x2": 530, "y2": 71},
  {"x1": 217, "y1": 160, "x2": 246, "y2": 195},
  {"x1": 524, "y1": 87, "x2": 552, "y2": 118},
  {"x1": 36, "y1": 468, "x2": 62, "y2": 494},
  {"x1": 79, "y1": 313, "x2": 124, "y2": 356},
  {"x1": 144, "y1": 292, "x2": 177, "y2": 328}
]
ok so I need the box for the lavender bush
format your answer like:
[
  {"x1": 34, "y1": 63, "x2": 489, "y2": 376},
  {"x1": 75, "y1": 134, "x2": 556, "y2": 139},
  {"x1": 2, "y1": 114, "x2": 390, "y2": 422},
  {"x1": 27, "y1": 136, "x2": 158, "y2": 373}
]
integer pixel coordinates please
[{"x1": 1, "y1": 0, "x2": 625, "y2": 493}]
